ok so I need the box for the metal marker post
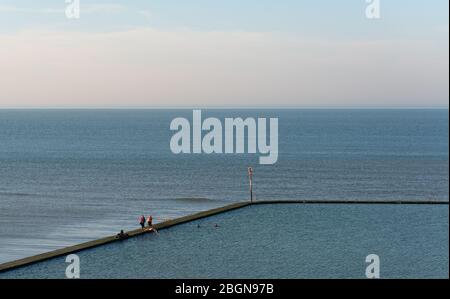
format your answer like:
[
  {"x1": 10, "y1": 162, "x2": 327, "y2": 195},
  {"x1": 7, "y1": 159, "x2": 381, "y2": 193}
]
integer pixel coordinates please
[{"x1": 248, "y1": 167, "x2": 253, "y2": 203}]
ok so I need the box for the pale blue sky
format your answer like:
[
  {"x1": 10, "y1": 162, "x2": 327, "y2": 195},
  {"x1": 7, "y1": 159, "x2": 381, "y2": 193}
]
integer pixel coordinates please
[
  {"x1": 0, "y1": 0, "x2": 448, "y2": 38},
  {"x1": 0, "y1": 1, "x2": 448, "y2": 107}
]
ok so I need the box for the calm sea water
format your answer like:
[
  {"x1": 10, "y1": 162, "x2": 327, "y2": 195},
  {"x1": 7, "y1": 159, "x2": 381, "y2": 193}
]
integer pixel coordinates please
[
  {"x1": 0, "y1": 109, "x2": 448, "y2": 264},
  {"x1": 1, "y1": 204, "x2": 448, "y2": 278}
]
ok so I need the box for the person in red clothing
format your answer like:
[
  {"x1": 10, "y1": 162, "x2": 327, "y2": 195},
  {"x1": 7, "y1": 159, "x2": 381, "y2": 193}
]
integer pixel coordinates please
[
  {"x1": 139, "y1": 215, "x2": 145, "y2": 229},
  {"x1": 146, "y1": 215, "x2": 159, "y2": 234}
]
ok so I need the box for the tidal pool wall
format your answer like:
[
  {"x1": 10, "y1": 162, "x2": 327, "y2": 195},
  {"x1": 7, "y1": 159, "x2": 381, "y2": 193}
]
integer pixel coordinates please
[{"x1": 0, "y1": 202, "x2": 250, "y2": 273}]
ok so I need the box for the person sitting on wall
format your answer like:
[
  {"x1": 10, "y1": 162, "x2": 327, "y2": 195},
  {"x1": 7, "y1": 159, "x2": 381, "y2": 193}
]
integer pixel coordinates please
[
  {"x1": 116, "y1": 230, "x2": 129, "y2": 240},
  {"x1": 146, "y1": 215, "x2": 160, "y2": 234}
]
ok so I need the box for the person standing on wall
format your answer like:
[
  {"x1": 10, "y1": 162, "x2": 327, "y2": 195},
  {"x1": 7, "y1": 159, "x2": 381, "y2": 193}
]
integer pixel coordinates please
[{"x1": 139, "y1": 215, "x2": 146, "y2": 229}]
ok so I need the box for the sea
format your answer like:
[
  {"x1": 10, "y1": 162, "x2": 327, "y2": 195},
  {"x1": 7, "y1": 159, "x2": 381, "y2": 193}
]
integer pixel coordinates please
[{"x1": 0, "y1": 109, "x2": 448, "y2": 264}]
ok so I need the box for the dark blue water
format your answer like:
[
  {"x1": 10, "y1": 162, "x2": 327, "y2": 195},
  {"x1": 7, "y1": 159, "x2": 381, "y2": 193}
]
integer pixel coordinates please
[
  {"x1": 0, "y1": 109, "x2": 448, "y2": 264},
  {"x1": 1, "y1": 204, "x2": 448, "y2": 279}
]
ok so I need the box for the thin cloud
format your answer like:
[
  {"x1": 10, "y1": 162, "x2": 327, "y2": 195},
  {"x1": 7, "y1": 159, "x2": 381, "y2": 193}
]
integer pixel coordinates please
[
  {"x1": 436, "y1": 24, "x2": 449, "y2": 34},
  {"x1": 0, "y1": 5, "x2": 62, "y2": 14},
  {"x1": 138, "y1": 10, "x2": 152, "y2": 20},
  {"x1": 0, "y1": 3, "x2": 126, "y2": 15},
  {"x1": 82, "y1": 4, "x2": 126, "y2": 14}
]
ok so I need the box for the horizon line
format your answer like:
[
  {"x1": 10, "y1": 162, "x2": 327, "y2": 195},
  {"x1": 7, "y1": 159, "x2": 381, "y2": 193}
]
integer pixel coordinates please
[{"x1": 0, "y1": 106, "x2": 448, "y2": 110}]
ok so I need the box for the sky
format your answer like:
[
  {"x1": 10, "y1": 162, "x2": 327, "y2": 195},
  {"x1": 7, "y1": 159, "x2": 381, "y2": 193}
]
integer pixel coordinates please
[{"x1": 0, "y1": 0, "x2": 448, "y2": 108}]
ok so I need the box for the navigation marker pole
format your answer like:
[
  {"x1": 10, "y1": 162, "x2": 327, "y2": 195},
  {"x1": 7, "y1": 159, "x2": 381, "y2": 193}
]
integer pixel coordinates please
[{"x1": 248, "y1": 167, "x2": 254, "y2": 203}]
